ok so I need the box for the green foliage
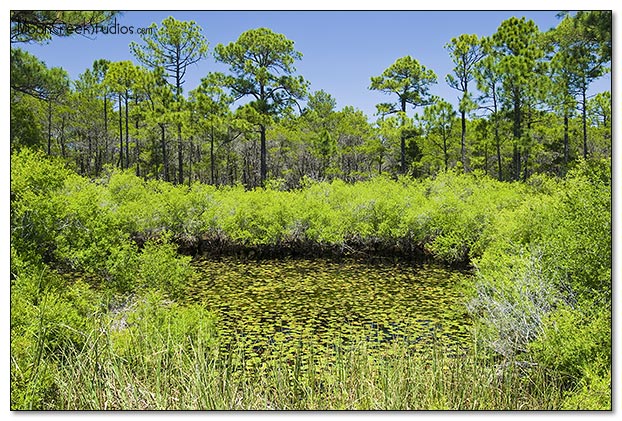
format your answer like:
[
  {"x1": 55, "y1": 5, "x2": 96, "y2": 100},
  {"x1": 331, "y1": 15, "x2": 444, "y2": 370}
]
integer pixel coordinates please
[
  {"x1": 369, "y1": 56, "x2": 438, "y2": 110},
  {"x1": 574, "y1": 11, "x2": 612, "y2": 63},
  {"x1": 417, "y1": 99, "x2": 457, "y2": 171},
  {"x1": 10, "y1": 149, "x2": 610, "y2": 410},
  {"x1": 137, "y1": 235, "x2": 194, "y2": 299},
  {"x1": 10, "y1": 260, "x2": 101, "y2": 409},
  {"x1": 445, "y1": 34, "x2": 485, "y2": 111},
  {"x1": 528, "y1": 301, "x2": 611, "y2": 409},
  {"x1": 529, "y1": 304, "x2": 610, "y2": 383},
  {"x1": 130, "y1": 16, "x2": 209, "y2": 96},
  {"x1": 541, "y1": 159, "x2": 611, "y2": 299},
  {"x1": 11, "y1": 147, "x2": 71, "y2": 198},
  {"x1": 470, "y1": 161, "x2": 610, "y2": 336},
  {"x1": 11, "y1": 149, "x2": 72, "y2": 263},
  {"x1": 370, "y1": 55, "x2": 437, "y2": 173},
  {"x1": 10, "y1": 48, "x2": 70, "y2": 102},
  {"x1": 214, "y1": 27, "x2": 308, "y2": 184},
  {"x1": 104, "y1": 242, "x2": 141, "y2": 293},
  {"x1": 52, "y1": 174, "x2": 126, "y2": 272},
  {"x1": 111, "y1": 290, "x2": 219, "y2": 358},
  {"x1": 464, "y1": 159, "x2": 611, "y2": 408},
  {"x1": 10, "y1": 92, "x2": 45, "y2": 150},
  {"x1": 13, "y1": 155, "x2": 536, "y2": 266}
]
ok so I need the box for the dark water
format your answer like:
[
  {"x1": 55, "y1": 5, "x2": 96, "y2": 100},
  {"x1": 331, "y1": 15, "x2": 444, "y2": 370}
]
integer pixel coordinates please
[{"x1": 187, "y1": 257, "x2": 473, "y2": 361}]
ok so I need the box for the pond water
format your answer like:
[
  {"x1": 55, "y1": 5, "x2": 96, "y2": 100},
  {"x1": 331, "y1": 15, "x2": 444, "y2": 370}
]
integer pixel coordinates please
[{"x1": 187, "y1": 257, "x2": 473, "y2": 362}]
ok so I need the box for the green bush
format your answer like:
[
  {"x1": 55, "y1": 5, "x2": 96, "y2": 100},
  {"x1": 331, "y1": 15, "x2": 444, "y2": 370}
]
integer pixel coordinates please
[
  {"x1": 538, "y1": 159, "x2": 611, "y2": 301},
  {"x1": 466, "y1": 159, "x2": 611, "y2": 406},
  {"x1": 53, "y1": 175, "x2": 127, "y2": 271},
  {"x1": 104, "y1": 242, "x2": 141, "y2": 293},
  {"x1": 529, "y1": 304, "x2": 611, "y2": 384},
  {"x1": 560, "y1": 367, "x2": 611, "y2": 410},
  {"x1": 111, "y1": 290, "x2": 219, "y2": 357},
  {"x1": 137, "y1": 234, "x2": 194, "y2": 300},
  {"x1": 529, "y1": 302, "x2": 611, "y2": 410},
  {"x1": 10, "y1": 148, "x2": 71, "y2": 200},
  {"x1": 10, "y1": 261, "x2": 101, "y2": 409},
  {"x1": 11, "y1": 149, "x2": 72, "y2": 263}
]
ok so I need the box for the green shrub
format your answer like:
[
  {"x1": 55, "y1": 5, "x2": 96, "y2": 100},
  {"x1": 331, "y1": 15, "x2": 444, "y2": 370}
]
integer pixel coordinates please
[
  {"x1": 53, "y1": 175, "x2": 127, "y2": 271},
  {"x1": 137, "y1": 234, "x2": 194, "y2": 300},
  {"x1": 104, "y1": 242, "x2": 141, "y2": 293},
  {"x1": 11, "y1": 149, "x2": 72, "y2": 263},
  {"x1": 112, "y1": 290, "x2": 219, "y2": 355},
  {"x1": 529, "y1": 302, "x2": 611, "y2": 410},
  {"x1": 10, "y1": 148, "x2": 71, "y2": 200},
  {"x1": 560, "y1": 367, "x2": 611, "y2": 410},
  {"x1": 538, "y1": 159, "x2": 611, "y2": 301},
  {"x1": 10, "y1": 261, "x2": 101, "y2": 410},
  {"x1": 529, "y1": 304, "x2": 611, "y2": 384}
]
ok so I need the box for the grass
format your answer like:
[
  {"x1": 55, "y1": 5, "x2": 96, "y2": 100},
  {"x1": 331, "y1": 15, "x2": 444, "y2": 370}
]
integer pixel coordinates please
[{"x1": 35, "y1": 308, "x2": 564, "y2": 411}]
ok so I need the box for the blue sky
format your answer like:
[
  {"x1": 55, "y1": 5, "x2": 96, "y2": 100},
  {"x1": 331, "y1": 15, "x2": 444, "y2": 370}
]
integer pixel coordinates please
[{"x1": 16, "y1": 10, "x2": 612, "y2": 120}]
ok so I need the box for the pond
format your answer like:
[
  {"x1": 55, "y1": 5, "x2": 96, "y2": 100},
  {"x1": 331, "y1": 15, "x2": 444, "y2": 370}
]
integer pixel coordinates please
[{"x1": 187, "y1": 257, "x2": 473, "y2": 364}]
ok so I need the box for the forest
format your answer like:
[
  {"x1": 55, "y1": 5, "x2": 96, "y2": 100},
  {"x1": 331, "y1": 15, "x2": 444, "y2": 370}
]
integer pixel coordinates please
[{"x1": 10, "y1": 10, "x2": 612, "y2": 410}]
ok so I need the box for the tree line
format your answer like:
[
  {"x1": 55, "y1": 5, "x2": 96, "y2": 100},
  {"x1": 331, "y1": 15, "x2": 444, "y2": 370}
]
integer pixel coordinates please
[{"x1": 10, "y1": 11, "x2": 611, "y2": 188}]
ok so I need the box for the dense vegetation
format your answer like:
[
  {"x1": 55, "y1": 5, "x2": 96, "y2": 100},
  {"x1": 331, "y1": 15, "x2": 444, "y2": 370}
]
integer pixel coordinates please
[
  {"x1": 10, "y1": 10, "x2": 611, "y2": 410},
  {"x1": 11, "y1": 149, "x2": 611, "y2": 409}
]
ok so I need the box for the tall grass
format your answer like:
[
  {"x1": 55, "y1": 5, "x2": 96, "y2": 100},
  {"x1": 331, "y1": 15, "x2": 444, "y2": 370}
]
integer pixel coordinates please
[
  {"x1": 34, "y1": 296, "x2": 564, "y2": 410},
  {"x1": 10, "y1": 269, "x2": 602, "y2": 410}
]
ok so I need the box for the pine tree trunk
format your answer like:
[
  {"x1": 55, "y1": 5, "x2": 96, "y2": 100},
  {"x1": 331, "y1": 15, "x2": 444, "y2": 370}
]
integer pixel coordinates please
[
  {"x1": 160, "y1": 123, "x2": 169, "y2": 182},
  {"x1": 443, "y1": 134, "x2": 448, "y2": 172},
  {"x1": 582, "y1": 85, "x2": 588, "y2": 158},
  {"x1": 118, "y1": 93, "x2": 123, "y2": 169},
  {"x1": 124, "y1": 91, "x2": 130, "y2": 170},
  {"x1": 59, "y1": 114, "x2": 66, "y2": 158},
  {"x1": 400, "y1": 98, "x2": 407, "y2": 173},
  {"x1": 512, "y1": 93, "x2": 522, "y2": 180},
  {"x1": 188, "y1": 136, "x2": 193, "y2": 186},
  {"x1": 210, "y1": 125, "x2": 215, "y2": 185},
  {"x1": 492, "y1": 86, "x2": 502, "y2": 181},
  {"x1": 400, "y1": 131, "x2": 406, "y2": 174},
  {"x1": 177, "y1": 123, "x2": 183, "y2": 185},
  {"x1": 260, "y1": 124, "x2": 267, "y2": 186},
  {"x1": 102, "y1": 95, "x2": 108, "y2": 171},
  {"x1": 47, "y1": 99, "x2": 52, "y2": 155},
  {"x1": 563, "y1": 112, "x2": 569, "y2": 175},
  {"x1": 135, "y1": 97, "x2": 140, "y2": 177},
  {"x1": 461, "y1": 109, "x2": 467, "y2": 172}
]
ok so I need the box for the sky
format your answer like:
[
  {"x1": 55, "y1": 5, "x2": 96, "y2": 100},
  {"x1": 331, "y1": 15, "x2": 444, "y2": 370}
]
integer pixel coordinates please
[{"x1": 14, "y1": 9, "x2": 612, "y2": 121}]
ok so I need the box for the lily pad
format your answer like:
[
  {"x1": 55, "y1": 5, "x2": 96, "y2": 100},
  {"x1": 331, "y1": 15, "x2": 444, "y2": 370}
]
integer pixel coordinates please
[{"x1": 186, "y1": 256, "x2": 473, "y2": 363}]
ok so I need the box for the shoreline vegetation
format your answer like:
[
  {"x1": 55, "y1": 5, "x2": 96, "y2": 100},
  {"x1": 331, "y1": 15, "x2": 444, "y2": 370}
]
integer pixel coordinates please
[
  {"x1": 177, "y1": 237, "x2": 437, "y2": 266},
  {"x1": 10, "y1": 149, "x2": 611, "y2": 410}
]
